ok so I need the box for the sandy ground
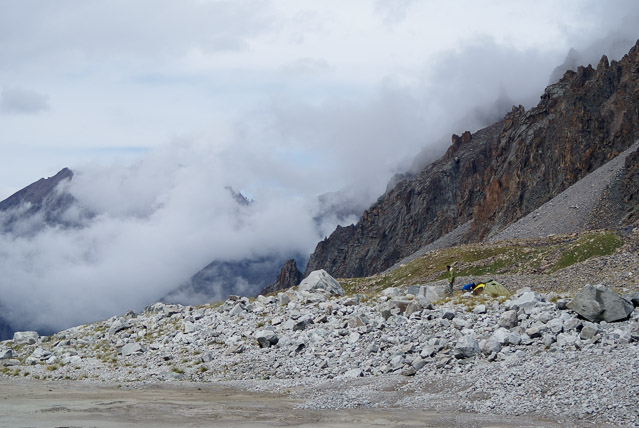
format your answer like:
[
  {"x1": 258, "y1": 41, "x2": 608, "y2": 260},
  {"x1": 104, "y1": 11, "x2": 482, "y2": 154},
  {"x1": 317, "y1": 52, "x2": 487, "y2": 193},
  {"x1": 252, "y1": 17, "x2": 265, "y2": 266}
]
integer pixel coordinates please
[{"x1": 0, "y1": 378, "x2": 576, "y2": 428}]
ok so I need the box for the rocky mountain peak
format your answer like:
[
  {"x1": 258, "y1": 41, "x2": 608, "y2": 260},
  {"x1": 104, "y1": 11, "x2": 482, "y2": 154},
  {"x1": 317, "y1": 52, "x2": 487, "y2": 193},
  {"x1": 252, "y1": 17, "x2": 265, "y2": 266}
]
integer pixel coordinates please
[
  {"x1": 259, "y1": 259, "x2": 303, "y2": 296},
  {"x1": 305, "y1": 40, "x2": 639, "y2": 279}
]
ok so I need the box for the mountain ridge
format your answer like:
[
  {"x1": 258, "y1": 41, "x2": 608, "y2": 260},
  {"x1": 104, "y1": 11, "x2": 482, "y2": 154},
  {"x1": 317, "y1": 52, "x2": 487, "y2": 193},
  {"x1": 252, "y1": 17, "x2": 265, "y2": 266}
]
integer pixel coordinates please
[{"x1": 305, "y1": 41, "x2": 639, "y2": 279}]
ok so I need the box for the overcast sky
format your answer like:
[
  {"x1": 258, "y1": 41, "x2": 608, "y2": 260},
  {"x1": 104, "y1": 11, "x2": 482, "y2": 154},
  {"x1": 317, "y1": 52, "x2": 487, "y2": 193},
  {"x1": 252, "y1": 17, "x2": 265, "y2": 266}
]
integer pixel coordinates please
[
  {"x1": 1, "y1": 0, "x2": 637, "y2": 199},
  {"x1": 1, "y1": 1, "x2": 638, "y2": 331}
]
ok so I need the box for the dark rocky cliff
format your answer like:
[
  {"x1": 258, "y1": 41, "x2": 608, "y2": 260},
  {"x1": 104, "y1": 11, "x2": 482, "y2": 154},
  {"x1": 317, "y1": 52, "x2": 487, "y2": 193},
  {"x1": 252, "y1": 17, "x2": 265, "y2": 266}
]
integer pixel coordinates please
[
  {"x1": 306, "y1": 41, "x2": 639, "y2": 279},
  {"x1": 259, "y1": 259, "x2": 303, "y2": 296}
]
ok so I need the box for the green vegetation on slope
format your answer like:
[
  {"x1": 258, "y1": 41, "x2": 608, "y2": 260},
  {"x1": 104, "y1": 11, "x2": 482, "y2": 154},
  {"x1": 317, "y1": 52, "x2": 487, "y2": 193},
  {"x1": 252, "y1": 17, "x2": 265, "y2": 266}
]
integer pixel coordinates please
[{"x1": 339, "y1": 230, "x2": 625, "y2": 295}]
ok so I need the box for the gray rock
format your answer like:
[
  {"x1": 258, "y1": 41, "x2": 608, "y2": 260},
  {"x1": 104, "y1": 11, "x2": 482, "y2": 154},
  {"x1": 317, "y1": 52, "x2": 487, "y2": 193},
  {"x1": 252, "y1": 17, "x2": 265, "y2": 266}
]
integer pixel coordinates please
[
  {"x1": 508, "y1": 332, "x2": 522, "y2": 346},
  {"x1": 567, "y1": 284, "x2": 634, "y2": 323},
  {"x1": 0, "y1": 349, "x2": 13, "y2": 360},
  {"x1": 546, "y1": 318, "x2": 564, "y2": 334},
  {"x1": 120, "y1": 342, "x2": 146, "y2": 356},
  {"x1": 278, "y1": 293, "x2": 291, "y2": 306},
  {"x1": 420, "y1": 344, "x2": 436, "y2": 358},
  {"x1": 556, "y1": 332, "x2": 578, "y2": 347},
  {"x1": 441, "y1": 310, "x2": 455, "y2": 320},
  {"x1": 525, "y1": 323, "x2": 548, "y2": 338},
  {"x1": 453, "y1": 335, "x2": 480, "y2": 359},
  {"x1": 419, "y1": 285, "x2": 448, "y2": 303},
  {"x1": 108, "y1": 318, "x2": 130, "y2": 336},
  {"x1": 481, "y1": 337, "x2": 502, "y2": 355},
  {"x1": 412, "y1": 357, "x2": 427, "y2": 371},
  {"x1": 293, "y1": 315, "x2": 313, "y2": 331},
  {"x1": 472, "y1": 304, "x2": 487, "y2": 314},
  {"x1": 298, "y1": 270, "x2": 345, "y2": 295},
  {"x1": 162, "y1": 304, "x2": 183, "y2": 317},
  {"x1": 624, "y1": 292, "x2": 639, "y2": 307},
  {"x1": 226, "y1": 343, "x2": 245, "y2": 355},
  {"x1": 556, "y1": 298, "x2": 571, "y2": 310},
  {"x1": 492, "y1": 328, "x2": 511, "y2": 345},
  {"x1": 61, "y1": 354, "x2": 81, "y2": 365},
  {"x1": 564, "y1": 318, "x2": 583, "y2": 331},
  {"x1": 344, "y1": 368, "x2": 363, "y2": 378},
  {"x1": 13, "y1": 331, "x2": 39, "y2": 345},
  {"x1": 389, "y1": 300, "x2": 411, "y2": 314},
  {"x1": 255, "y1": 330, "x2": 279, "y2": 348},
  {"x1": 30, "y1": 347, "x2": 51, "y2": 360},
  {"x1": 390, "y1": 355, "x2": 405, "y2": 369},
  {"x1": 406, "y1": 285, "x2": 421, "y2": 295},
  {"x1": 508, "y1": 291, "x2": 544, "y2": 313},
  {"x1": 348, "y1": 314, "x2": 368, "y2": 328},
  {"x1": 498, "y1": 310, "x2": 518, "y2": 328},
  {"x1": 229, "y1": 303, "x2": 247, "y2": 317},
  {"x1": 348, "y1": 332, "x2": 361, "y2": 344},
  {"x1": 342, "y1": 296, "x2": 359, "y2": 306},
  {"x1": 405, "y1": 301, "x2": 423, "y2": 317},
  {"x1": 401, "y1": 366, "x2": 416, "y2": 376}
]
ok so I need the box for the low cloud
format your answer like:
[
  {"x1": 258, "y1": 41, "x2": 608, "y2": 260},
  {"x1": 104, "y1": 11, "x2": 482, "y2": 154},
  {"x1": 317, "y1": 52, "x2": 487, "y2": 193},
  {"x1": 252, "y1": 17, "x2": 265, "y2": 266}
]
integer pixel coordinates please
[{"x1": 0, "y1": 87, "x2": 49, "y2": 114}]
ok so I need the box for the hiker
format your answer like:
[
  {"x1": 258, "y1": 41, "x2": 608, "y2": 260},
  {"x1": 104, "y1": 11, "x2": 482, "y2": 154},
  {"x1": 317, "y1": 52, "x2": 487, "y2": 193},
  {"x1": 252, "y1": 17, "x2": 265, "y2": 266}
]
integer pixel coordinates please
[{"x1": 446, "y1": 262, "x2": 456, "y2": 294}]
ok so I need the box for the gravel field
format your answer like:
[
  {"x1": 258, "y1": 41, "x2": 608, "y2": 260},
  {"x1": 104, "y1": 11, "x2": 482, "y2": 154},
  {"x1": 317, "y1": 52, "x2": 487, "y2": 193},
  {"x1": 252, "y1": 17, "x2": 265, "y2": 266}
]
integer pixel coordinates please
[{"x1": 2, "y1": 263, "x2": 638, "y2": 427}]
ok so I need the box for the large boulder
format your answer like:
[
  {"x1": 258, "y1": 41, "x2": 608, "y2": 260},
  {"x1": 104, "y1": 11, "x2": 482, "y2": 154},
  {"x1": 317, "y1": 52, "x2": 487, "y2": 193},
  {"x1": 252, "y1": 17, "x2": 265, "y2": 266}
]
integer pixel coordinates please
[
  {"x1": 298, "y1": 270, "x2": 345, "y2": 295},
  {"x1": 120, "y1": 342, "x2": 146, "y2": 357},
  {"x1": 418, "y1": 285, "x2": 448, "y2": 303},
  {"x1": 255, "y1": 330, "x2": 279, "y2": 348},
  {"x1": 453, "y1": 335, "x2": 480, "y2": 359},
  {"x1": 13, "y1": 331, "x2": 39, "y2": 345},
  {"x1": 567, "y1": 284, "x2": 634, "y2": 323},
  {"x1": 507, "y1": 291, "x2": 544, "y2": 313}
]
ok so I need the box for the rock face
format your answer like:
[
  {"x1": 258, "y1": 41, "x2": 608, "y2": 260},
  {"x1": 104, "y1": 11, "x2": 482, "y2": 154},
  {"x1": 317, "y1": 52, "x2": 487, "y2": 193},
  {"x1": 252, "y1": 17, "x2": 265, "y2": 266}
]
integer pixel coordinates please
[
  {"x1": 567, "y1": 284, "x2": 634, "y2": 323},
  {"x1": 298, "y1": 270, "x2": 345, "y2": 295},
  {"x1": 306, "y1": 41, "x2": 639, "y2": 278},
  {"x1": 259, "y1": 259, "x2": 303, "y2": 296}
]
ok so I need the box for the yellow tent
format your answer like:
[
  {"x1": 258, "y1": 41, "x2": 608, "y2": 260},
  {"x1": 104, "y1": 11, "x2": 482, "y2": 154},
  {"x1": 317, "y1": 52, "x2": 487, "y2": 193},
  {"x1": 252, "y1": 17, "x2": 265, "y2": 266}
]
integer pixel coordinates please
[{"x1": 473, "y1": 279, "x2": 511, "y2": 297}]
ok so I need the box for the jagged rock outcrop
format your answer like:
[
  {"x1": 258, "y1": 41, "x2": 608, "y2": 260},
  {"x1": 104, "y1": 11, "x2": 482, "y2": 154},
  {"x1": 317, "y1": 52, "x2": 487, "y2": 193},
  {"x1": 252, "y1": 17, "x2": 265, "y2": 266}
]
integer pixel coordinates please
[
  {"x1": 259, "y1": 259, "x2": 303, "y2": 295},
  {"x1": 306, "y1": 41, "x2": 639, "y2": 278}
]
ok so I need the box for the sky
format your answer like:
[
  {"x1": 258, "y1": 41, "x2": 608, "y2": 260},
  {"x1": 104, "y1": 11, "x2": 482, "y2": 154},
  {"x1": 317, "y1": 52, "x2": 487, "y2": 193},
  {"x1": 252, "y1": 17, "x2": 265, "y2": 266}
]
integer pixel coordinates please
[{"x1": 1, "y1": 0, "x2": 638, "y2": 331}]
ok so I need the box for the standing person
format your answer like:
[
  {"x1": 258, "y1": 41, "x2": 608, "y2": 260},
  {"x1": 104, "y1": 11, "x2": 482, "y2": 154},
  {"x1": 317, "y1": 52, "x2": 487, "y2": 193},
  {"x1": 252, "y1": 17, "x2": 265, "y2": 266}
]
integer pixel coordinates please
[{"x1": 447, "y1": 262, "x2": 457, "y2": 295}]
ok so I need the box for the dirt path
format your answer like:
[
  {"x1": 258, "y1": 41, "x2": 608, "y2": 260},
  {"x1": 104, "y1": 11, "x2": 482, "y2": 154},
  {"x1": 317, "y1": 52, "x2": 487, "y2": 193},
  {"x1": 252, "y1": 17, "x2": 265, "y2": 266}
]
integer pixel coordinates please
[{"x1": 0, "y1": 378, "x2": 575, "y2": 428}]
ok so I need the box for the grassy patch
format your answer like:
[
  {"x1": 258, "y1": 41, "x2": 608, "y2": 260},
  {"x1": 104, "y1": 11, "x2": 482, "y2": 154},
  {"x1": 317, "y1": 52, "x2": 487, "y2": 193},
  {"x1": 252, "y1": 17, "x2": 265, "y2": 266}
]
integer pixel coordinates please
[
  {"x1": 339, "y1": 230, "x2": 625, "y2": 295},
  {"x1": 551, "y1": 232, "x2": 623, "y2": 272}
]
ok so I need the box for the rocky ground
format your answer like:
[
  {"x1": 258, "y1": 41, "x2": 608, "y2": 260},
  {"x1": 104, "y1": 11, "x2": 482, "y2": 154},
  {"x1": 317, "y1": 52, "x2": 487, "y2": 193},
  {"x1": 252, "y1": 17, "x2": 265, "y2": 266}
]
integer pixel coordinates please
[{"x1": 2, "y1": 262, "x2": 639, "y2": 427}]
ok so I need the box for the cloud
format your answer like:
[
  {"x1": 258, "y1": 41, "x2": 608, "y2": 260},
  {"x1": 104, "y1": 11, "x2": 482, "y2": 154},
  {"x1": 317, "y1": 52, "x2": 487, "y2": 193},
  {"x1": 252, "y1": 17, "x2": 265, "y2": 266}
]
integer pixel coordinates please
[
  {"x1": 0, "y1": 0, "x2": 272, "y2": 67},
  {"x1": 0, "y1": 136, "x2": 330, "y2": 332},
  {"x1": 280, "y1": 58, "x2": 332, "y2": 76},
  {"x1": 374, "y1": 0, "x2": 416, "y2": 27},
  {"x1": 0, "y1": 87, "x2": 49, "y2": 114}
]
